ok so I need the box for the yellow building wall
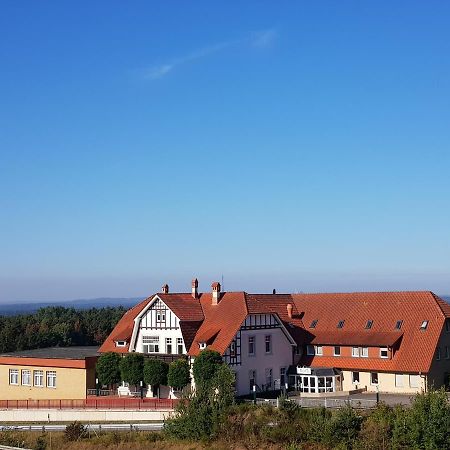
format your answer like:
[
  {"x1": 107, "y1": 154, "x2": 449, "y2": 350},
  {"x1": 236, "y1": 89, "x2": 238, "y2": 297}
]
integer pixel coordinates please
[
  {"x1": 341, "y1": 370, "x2": 426, "y2": 394},
  {"x1": 0, "y1": 364, "x2": 89, "y2": 400}
]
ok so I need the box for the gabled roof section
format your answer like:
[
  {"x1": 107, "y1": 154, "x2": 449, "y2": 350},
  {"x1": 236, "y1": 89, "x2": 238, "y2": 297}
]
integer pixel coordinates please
[
  {"x1": 293, "y1": 291, "x2": 447, "y2": 373},
  {"x1": 99, "y1": 297, "x2": 149, "y2": 353},
  {"x1": 158, "y1": 293, "x2": 204, "y2": 321}
]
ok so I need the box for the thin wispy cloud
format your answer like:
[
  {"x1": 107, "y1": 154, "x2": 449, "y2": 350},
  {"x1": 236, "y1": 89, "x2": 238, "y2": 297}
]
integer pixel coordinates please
[{"x1": 141, "y1": 28, "x2": 277, "y2": 80}]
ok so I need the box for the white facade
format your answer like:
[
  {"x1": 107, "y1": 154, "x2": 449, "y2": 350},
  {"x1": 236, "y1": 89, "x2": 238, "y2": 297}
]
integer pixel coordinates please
[
  {"x1": 224, "y1": 314, "x2": 295, "y2": 396},
  {"x1": 130, "y1": 296, "x2": 186, "y2": 355}
]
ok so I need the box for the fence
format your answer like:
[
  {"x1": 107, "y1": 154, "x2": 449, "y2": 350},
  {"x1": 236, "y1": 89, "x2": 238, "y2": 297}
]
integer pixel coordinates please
[
  {"x1": 0, "y1": 398, "x2": 178, "y2": 410},
  {"x1": 290, "y1": 397, "x2": 377, "y2": 409}
]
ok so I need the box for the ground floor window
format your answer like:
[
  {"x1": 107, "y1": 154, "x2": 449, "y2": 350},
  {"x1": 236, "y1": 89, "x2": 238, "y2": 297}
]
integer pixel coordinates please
[
  {"x1": 9, "y1": 369, "x2": 19, "y2": 385},
  {"x1": 265, "y1": 368, "x2": 273, "y2": 389},
  {"x1": 249, "y1": 370, "x2": 256, "y2": 391},
  {"x1": 46, "y1": 371, "x2": 57, "y2": 388},
  {"x1": 177, "y1": 338, "x2": 183, "y2": 354},
  {"x1": 143, "y1": 336, "x2": 159, "y2": 353},
  {"x1": 297, "y1": 375, "x2": 336, "y2": 393},
  {"x1": 395, "y1": 374, "x2": 403, "y2": 387},
  {"x1": 280, "y1": 367, "x2": 286, "y2": 386},
  {"x1": 409, "y1": 374, "x2": 419, "y2": 388},
  {"x1": 370, "y1": 372, "x2": 378, "y2": 385},
  {"x1": 352, "y1": 371, "x2": 360, "y2": 384},
  {"x1": 21, "y1": 369, "x2": 31, "y2": 386},
  {"x1": 34, "y1": 370, "x2": 44, "y2": 387},
  {"x1": 165, "y1": 338, "x2": 172, "y2": 354}
]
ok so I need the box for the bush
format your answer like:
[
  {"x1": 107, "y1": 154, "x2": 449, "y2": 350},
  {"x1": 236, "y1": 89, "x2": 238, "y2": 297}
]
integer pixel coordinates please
[
  {"x1": 96, "y1": 352, "x2": 121, "y2": 387},
  {"x1": 168, "y1": 358, "x2": 190, "y2": 390},
  {"x1": 64, "y1": 421, "x2": 86, "y2": 441},
  {"x1": 119, "y1": 353, "x2": 144, "y2": 386},
  {"x1": 34, "y1": 435, "x2": 47, "y2": 450}
]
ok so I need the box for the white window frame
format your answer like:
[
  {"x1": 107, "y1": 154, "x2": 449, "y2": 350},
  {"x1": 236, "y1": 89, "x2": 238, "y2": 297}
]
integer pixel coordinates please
[
  {"x1": 315, "y1": 345, "x2": 323, "y2": 356},
  {"x1": 9, "y1": 369, "x2": 19, "y2": 385},
  {"x1": 142, "y1": 336, "x2": 159, "y2": 353},
  {"x1": 370, "y1": 372, "x2": 379, "y2": 385},
  {"x1": 395, "y1": 373, "x2": 403, "y2": 387},
  {"x1": 420, "y1": 320, "x2": 428, "y2": 330},
  {"x1": 165, "y1": 337, "x2": 172, "y2": 354},
  {"x1": 333, "y1": 346, "x2": 341, "y2": 356},
  {"x1": 352, "y1": 371, "x2": 360, "y2": 384},
  {"x1": 115, "y1": 341, "x2": 126, "y2": 347},
  {"x1": 21, "y1": 369, "x2": 31, "y2": 386},
  {"x1": 156, "y1": 310, "x2": 166, "y2": 323},
  {"x1": 248, "y1": 336, "x2": 255, "y2": 356},
  {"x1": 177, "y1": 337, "x2": 183, "y2": 354},
  {"x1": 34, "y1": 370, "x2": 44, "y2": 387},
  {"x1": 352, "y1": 347, "x2": 359, "y2": 357},
  {"x1": 265, "y1": 335, "x2": 272, "y2": 354},
  {"x1": 409, "y1": 374, "x2": 419, "y2": 388},
  {"x1": 380, "y1": 347, "x2": 389, "y2": 359},
  {"x1": 46, "y1": 371, "x2": 56, "y2": 388},
  {"x1": 360, "y1": 347, "x2": 369, "y2": 358}
]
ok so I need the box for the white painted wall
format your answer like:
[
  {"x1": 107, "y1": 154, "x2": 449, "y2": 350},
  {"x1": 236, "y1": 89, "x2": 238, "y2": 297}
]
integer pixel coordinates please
[{"x1": 233, "y1": 327, "x2": 293, "y2": 396}]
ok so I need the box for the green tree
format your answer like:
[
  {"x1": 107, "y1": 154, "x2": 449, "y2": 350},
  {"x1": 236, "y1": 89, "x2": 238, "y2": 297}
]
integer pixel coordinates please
[
  {"x1": 143, "y1": 359, "x2": 169, "y2": 397},
  {"x1": 167, "y1": 359, "x2": 190, "y2": 390},
  {"x1": 96, "y1": 352, "x2": 121, "y2": 387},
  {"x1": 119, "y1": 353, "x2": 144, "y2": 386},
  {"x1": 192, "y1": 349, "x2": 222, "y2": 387}
]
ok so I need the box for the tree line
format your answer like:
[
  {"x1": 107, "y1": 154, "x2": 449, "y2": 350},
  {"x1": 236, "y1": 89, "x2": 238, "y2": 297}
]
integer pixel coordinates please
[{"x1": 0, "y1": 306, "x2": 126, "y2": 353}]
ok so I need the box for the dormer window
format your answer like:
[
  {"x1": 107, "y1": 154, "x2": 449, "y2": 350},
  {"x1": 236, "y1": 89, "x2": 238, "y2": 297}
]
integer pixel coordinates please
[
  {"x1": 395, "y1": 320, "x2": 403, "y2": 330},
  {"x1": 337, "y1": 320, "x2": 345, "y2": 329},
  {"x1": 365, "y1": 320, "x2": 373, "y2": 329},
  {"x1": 309, "y1": 319, "x2": 318, "y2": 329},
  {"x1": 420, "y1": 320, "x2": 429, "y2": 330},
  {"x1": 116, "y1": 341, "x2": 127, "y2": 347},
  {"x1": 199, "y1": 342, "x2": 207, "y2": 350}
]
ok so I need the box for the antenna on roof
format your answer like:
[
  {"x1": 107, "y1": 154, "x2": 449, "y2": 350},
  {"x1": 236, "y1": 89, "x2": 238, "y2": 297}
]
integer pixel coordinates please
[{"x1": 221, "y1": 274, "x2": 224, "y2": 291}]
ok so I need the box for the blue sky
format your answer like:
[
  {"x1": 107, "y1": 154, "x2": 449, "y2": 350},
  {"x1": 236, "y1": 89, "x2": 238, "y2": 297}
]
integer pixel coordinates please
[{"x1": 1, "y1": 1, "x2": 450, "y2": 302}]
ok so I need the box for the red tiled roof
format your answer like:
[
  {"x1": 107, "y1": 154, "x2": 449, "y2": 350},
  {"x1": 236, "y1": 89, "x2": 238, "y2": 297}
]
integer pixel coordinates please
[
  {"x1": 293, "y1": 291, "x2": 446, "y2": 373},
  {"x1": 158, "y1": 293, "x2": 204, "y2": 321},
  {"x1": 309, "y1": 331, "x2": 403, "y2": 347}
]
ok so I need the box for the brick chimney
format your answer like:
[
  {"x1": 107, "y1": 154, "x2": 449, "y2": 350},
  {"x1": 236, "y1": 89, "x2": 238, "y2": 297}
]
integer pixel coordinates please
[
  {"x1": 162, "y1": 284, "x2": 169, "y2": 294},
  {"x1": 192, "y1": 278, "x2": 199, "y2": 298},
  {"x1": 286, "y1": 303, "x2": 293, "y2": 319},
  {"x1": 211, "y1": 281, "x2": 221, "y2": 305}
]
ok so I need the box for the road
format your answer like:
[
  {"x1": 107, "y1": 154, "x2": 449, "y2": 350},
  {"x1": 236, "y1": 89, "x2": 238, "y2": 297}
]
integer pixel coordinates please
[{"x1": 0, "y1": 423, "x2": 164, "y2": 432}]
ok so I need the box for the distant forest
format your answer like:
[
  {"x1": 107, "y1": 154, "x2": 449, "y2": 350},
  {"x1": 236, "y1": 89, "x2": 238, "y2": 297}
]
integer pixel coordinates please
[{"x1": 0, "y1": 306, "x2": 126, "y2": 353}]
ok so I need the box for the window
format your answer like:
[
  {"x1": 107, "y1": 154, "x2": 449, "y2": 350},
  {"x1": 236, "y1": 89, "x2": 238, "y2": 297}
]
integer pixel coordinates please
[
  {"x1": 199, "y1": 342, "x2": 206, "y2": 349},
  {"x1": 309, "y1": 319, "x2": 318, "y2": 329},
  {"x1": 446, "y1": 346, "x2": 450, "y2": 360},
  {"x1": 446, "y1": 320, "x2": 450, "y2": 333},
  {"x1": 165, "y1": 338, "x2": 172, "y2": 354},
  {"x1": 370, "y1": 372, "x2": 378, "y2": 385},
  {"x1": 395, "y1": 320, "x2": 403, "y2": 330},
  {"x1": 352, "y1": 372, "x2": 360, "y2": 384},
  {"x1": 177, "y1": 338, "x2": 183, "y2": 354},
  {"x1": 334, "y1": 346, "x2": 341, "y2": 356},
  {"x1": 34, "y1": 370, "x2": 44, "y2": 387},
  {"x1": 337, "y1": 320, "x2": 345, "y2": 329},
  {"x1": 436, "y1": 347, "x2": 441, "y2": 360},
  {"x1": 249, "y1": 370, "x2": 256, "y2": 390},
  {"x1": 265, "y1": 335, "x2": 272, "y2": 354},
  {"x1": 352, "y1": 347, "x2": 360, "y2": 357},
  {"x1": 230, "y1": 341, "x2": 236, "y2": 357},
  {"x1": 265, "y1": 368, "x2": 273, "y2": 388},
  {"x1": 46, "y1": 371, "x2": 56, "y2": 388},
  {"x1": 307, "y1": 344, "x2": 315, "y2": 356},
  {"x1": 248, "y1": 336, "x2": 255, "y2": 356},
  {"x1": 21, "y1": 369, "x2": 31, "y2": 386},
  {"x1": 156, "y1": 310, "x2": 165, "y2": 323},
  {"x1": 116, "y1": 341, "x2": 126, "y2": 347},
  {"x1": 142, "y1": 336, "x2": 159, "y2": 353},
  {"x1": 409, "y1": 374, "x2": 419, "y2": 388},
  {"x1": 420, "y1": 320, "x2": 429, "y2": 330},
  {"x1": 395, "y1": 374, "x2": 403, "y2": 387},
  {"x1": 365, "y1": 320, "x2": 373, "y2": 329},
  {"x1": 380, "y1": 347, "x2": 389, "y2": 358},
  {"x1": 315, "y1": 345, "x2": 323, "y2": 356},
  {"x1": 280, "y1": 367, "x2": 286, "y2": 386},
  {"x1": 361, "y1": 347, "x2": 369, "y2": 358},
  {"x1": 9, "y1": 369, "x2": 19, "y2": 385}
]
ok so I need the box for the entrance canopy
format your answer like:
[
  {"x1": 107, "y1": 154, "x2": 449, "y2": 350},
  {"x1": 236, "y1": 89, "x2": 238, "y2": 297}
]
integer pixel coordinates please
[{"x1": 288, "y1": 366, "x2": 342, "y2": 393}]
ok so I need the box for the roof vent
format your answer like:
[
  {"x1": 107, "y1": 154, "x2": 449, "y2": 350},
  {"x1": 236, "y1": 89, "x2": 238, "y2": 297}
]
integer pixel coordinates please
[
  {"x1": 192, "y1": 278, "x2": 199, "y2": 298},
  {"x1": 211, "y1": 282, "x2": 221, "y2": 305},
  {"x1": 162, "y1": 284, "x2": 169, "y2": 294}
]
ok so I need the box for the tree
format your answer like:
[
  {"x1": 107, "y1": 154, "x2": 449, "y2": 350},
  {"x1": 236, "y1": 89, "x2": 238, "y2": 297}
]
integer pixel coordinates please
[
  {"x1": 168, "y1": 359, "x2": 190, "y2": 390},
  {"x1": 192, "y1": 349, "x2": 223, "y2": 387},
  {"x1": 144, "y1": 359, "x2": 169, "y2": 397},
  {"x1": 119, "y1": 353, "x2": 144, "y2": 386},
  {"x1": 96, "y1": 352, "x2": 121, "y2": 387}
]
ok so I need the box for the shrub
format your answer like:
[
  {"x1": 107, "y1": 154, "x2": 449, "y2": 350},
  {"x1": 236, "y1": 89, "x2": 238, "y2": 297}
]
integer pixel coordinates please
[
  {"x1": 34, "y1": 435, "x2": 47, "y2": 450},
  {"x1": 328, "y1": 405, "x2": 362, "y2": 448},
  {"x1": 64, "y1": 421, "x2": 86, "y2": 441},
  {"x1": 168, "y1": 358, "x2": 190, "y2": 390},
  {"x1": 96, "y1": 352, "x2": 121, "y2": 387},
  {"x1": 119, "y1": 353, "x2": 144, "y2": 386}
]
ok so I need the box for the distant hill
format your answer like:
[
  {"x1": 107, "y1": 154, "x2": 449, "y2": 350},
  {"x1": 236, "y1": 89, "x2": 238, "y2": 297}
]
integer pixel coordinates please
[{"x1": 0, "y1": 297, "x2": 142, "y2": 316}]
